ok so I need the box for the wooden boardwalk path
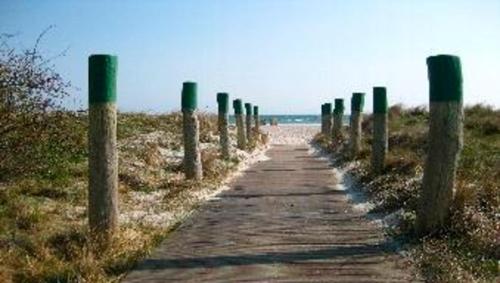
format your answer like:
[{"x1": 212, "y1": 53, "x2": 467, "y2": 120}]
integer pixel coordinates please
[{"x1": 123, "y1": 145, "x2": 418, "y2": 282}]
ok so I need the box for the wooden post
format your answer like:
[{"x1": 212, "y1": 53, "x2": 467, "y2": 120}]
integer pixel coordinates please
[
  {"x1": 349, "y1": 96, "x2": 353, "y2": 129},
  {"x1": 253, "y1": 105, "x2": 260, "y2": 133},
  {"x1": 323, "y1": 103, "x2": 332, "y2": 139},
  {"x1": 417, "y1": 55, "x2": 463, "y2": 235},
  {"x1": 245, "y1": 102, "x2": 253, "y2": 144},
  {"x1": 333, "y1": 99, "x2": 345, "y2": 142},
  {"x1": 233, "y1": 99, "x2": 246, "y2": 150},
  {"x1": 321, "y1": 104, "x2": 326, "y2": 135},
  {"x1": 88, "y1": 54, "x2": 118, "y2": 243},
  {"x1": 253, "y1": 105, "x2": 260, "y2": 143},
  {"x1": 349, "y1": 93, "x2": 365, "y2": 159},
  {"x1": 326, "y1": 103, "x2": 333, "y2": 139},
  {"x1": 371, "y1": 87, "x2": 388, "y2": 174},
  {"x1": 182, "y1": 82, "x2": 202, "y2": 180},
  {"x1": 217, "y1": 92, "x2": 230, "y2": 159}
]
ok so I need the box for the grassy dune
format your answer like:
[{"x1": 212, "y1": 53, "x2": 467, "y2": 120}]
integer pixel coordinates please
[
  {"x1": 0, "y1": 112, "x2": 265, "y2": 282},
  {"x1": 314, "y1": 104, "x2": 499, "y2": 282}
]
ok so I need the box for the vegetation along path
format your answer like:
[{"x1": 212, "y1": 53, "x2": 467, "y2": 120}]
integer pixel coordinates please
[{"x1": 124, "y1": 142, "x2": 419, "y2": 282}]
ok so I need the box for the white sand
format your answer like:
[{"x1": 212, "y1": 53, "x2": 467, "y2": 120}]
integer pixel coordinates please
[
  {"x1": 119, "y1": 129, "x2": 271, "y2": 228},
  {"x1": 261, "y1": 124, "x2": 320, "y2": 145}
]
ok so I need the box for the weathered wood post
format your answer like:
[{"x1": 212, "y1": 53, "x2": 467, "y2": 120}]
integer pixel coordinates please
[
  {"x1": 253, "y1": 105, "x2": 260, "y2": 142},
  {"x1": 349, "y1": 97, "x2": 353, "y2": 129},
  {"x1": 371, "y1": 87, "x2": 388, "y2": 174},
  {"x1": 323, "y1": 103, "x2": 332, "y2": 139},
  {"x1": 233, "y1": 99, "x2": 246, "y2": 150},
  {"x1": 253, "y1": 105, "x2": 260, "y2": 133},
  {"x1": 332, "y1": 98, "x2": 345, "y2": 142},
  {"x1": 349, "y1": 92, "x2": 365, "y2": 159},
  {"x1": 321, "y1": 104, "x2": 326, "y2": 135},
  {"x1": 88, "y1": 54, "x2": 118, "y2": 243},
  {"x1": 245, "y1": 102, "x2": 253, "y2": 144},
  {"x1": 182, "y1": 82, "x2": 202, "y2": 180},
  {"x1": 417, "y1": 55, "x2": 463, "y2": 235},
  {"x1": 217, "y1": 92, "x2": 230, "y2": 159}
]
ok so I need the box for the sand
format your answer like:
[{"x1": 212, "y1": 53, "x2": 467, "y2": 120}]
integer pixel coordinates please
[
  {"x1": 119, "y1": 129, "x2": 271, "y2": 228},
  {"x1": 261, "y1": 124, "x2": 320, "y2": 145}
]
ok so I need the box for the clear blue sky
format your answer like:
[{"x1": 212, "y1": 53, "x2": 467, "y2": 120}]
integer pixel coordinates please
[{"x1": 2, "y1": 0, "x2": 499, "y2": 114}]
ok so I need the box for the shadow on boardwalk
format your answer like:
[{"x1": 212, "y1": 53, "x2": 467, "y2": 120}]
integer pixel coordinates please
[{"x1": 134, "y1": 242, "x2": 394, "y2": 270}]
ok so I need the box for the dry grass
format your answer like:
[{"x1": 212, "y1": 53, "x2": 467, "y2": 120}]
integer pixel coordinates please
[{"x1": 314, "y1": 104, "x2": 499, "y2": 282}]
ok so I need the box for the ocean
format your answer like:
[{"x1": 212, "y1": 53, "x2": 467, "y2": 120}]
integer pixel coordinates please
[{"x1": 229, "y1": 115, "x2": 349, "y2": 125}]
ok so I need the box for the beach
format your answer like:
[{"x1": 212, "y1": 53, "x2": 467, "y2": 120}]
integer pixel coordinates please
[{"x1": 261, "y1": 124, "x2": 320, "y2": 145}]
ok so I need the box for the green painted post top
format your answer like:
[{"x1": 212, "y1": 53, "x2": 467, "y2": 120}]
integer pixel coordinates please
[
  {"x1": 233, "y1": 99, "x2": 243, "y2": 114},
  {"x1": 217, "y1": 92, "x2": 229, "y2": 113},
  {"x1": 245, "y1": 103, "x2": 252, "y2": 115},
  {"x1": 89, "y1": 54, "x2": 117, "y2": 104},
  {"x1": 334, "y1": 99, "x2": 344, "y2": 114},
  {"x1": 351, "y1": 92, "x2": 365, "y2": 112},
  {"x1": 181, "y1": 81, "x2": 197, "y2": 110},
  {"x1": 253, "y1": 105, "x2": 259, "y2": 115},
  {"x1": 427, "y1": 54, "x2": 463, "y2": 102},
  {"x1": 324, "y1": 103, "x2": 332, "y2": 114},
  {"x1": 373, "y1": 87, "x2": 388, "y2": 114}
]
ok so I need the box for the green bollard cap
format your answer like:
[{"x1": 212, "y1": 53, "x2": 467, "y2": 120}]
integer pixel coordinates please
[
  {"x1": 253, "y1": 105, "x2": 259, "y2": 115},
  {"x1": 334, "y1": 99, "x2": 344, "y2": 114},
  {"x1": 427, "y1": 55, "x2": 463, "y2": 102},
  {"x1": 324, "y1": 103, "x2": 332, "y2": 114},
  {"x1": 373, "y1": 87, "x2": 388, "y2": 114},
  {"x1": 89, "y1": 54, "x2": 117, "y2": 104},
  {"x1": 217, "y1": 92, "x2": 229, "y2": 113},
  {"x1": 351, "y1": 92, "x2": 365, "y2": 111},
  {"x1": 233, "y1": 99, "x2": 243, "y2": 114},
  {"x1": 181, "y1": 81, "x2": 197, "y2": 110},
  {"x1": 245, "y1": 103, "x2": 252, "y2": 115}
]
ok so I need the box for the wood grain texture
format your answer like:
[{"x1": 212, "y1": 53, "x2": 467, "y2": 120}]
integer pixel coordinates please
[
  {"x1": 235, "y1": 114, "x2": 246, "y2": 150},
  {"x1": 246, "y1": 113, "x2": 253, "y2": 144},
  {"x1": 322, "y1": 114, "x2": 332, "y2": 139},
  {"x1": 88, "y1": 103, "x2": 118, "y2": 242},
  {"x1": 333, "y1": 112, "x2": 343, "y2": 142},
  {"x1": 183, "y1": 110, "x2": 202, "y2": 180},
  {"x1": 218, "y1": 113, "x2": 230, "y2": 159},
  {"x1": 417, "y1": 101, "x2": 463, "y2": 235},
  {"x1": 371, "y1": 113, "x2": 388, "y2": 174},
  {"x1": 349, "y1": 111, "x2": 363, "y2": 159}
]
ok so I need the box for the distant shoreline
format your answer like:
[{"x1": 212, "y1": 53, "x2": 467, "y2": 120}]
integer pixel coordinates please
[
  {"x1": 263, "y1": 123, "x2": 320, "y2": 126},
  {"x1": 229, "y1": 114, "x2": 349, "y2": 125}
]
